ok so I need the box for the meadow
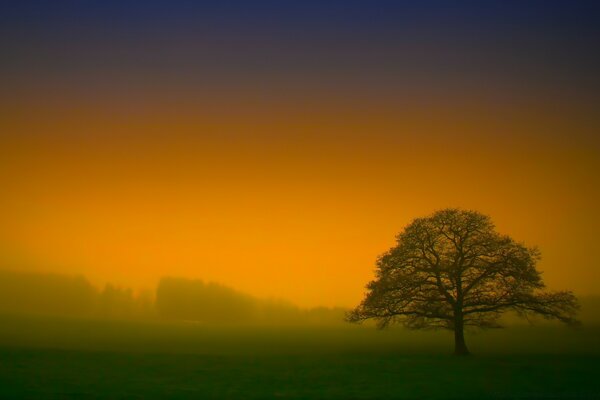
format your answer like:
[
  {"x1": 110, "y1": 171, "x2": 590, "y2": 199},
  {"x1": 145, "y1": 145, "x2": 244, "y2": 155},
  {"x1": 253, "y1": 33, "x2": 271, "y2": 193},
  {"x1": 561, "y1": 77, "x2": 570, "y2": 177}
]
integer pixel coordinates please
[{"x1": 1, "y1": 314, "x2": 599, "y2": 399}]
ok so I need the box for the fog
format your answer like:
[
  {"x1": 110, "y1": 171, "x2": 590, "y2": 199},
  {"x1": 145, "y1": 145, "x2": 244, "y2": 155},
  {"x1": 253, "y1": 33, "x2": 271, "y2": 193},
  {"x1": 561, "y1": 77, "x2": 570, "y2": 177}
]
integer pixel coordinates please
[
  {"x1": 2, "y1": 269, "x2": 600, "y2": 326},
  {"x1": 1, "y1": 269, "x2": 599, "y2": 357},
  {"x1": 0, "y1": 270, "x2": 346, "y2": 325}
]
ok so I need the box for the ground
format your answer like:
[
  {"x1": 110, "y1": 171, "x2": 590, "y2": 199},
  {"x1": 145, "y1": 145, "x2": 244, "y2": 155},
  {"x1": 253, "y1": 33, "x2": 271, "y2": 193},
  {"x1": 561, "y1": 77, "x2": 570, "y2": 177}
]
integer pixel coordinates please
[{"x1": 0, "y1": 315, "x2": 598, "y2": 399}]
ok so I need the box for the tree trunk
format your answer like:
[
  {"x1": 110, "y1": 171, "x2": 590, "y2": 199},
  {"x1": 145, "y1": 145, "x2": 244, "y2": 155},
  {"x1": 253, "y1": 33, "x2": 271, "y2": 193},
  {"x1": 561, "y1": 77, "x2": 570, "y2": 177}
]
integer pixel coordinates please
[{"x1": 453, "y1": 313, "x2": 470, "y2": 356}]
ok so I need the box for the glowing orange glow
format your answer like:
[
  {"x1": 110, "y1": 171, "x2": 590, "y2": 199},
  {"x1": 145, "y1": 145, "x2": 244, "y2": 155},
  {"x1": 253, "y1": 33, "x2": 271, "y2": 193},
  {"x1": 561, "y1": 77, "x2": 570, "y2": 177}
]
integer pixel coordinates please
[{"x1": 1, "y1": 97, "x2": 599, "y2": 307}]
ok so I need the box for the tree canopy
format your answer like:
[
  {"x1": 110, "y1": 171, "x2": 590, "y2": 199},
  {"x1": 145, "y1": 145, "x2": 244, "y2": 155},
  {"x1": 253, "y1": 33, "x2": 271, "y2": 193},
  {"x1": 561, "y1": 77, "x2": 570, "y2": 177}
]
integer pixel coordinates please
[{"x1": 347, "y1": 209, "x2": 579, "y2": 355}]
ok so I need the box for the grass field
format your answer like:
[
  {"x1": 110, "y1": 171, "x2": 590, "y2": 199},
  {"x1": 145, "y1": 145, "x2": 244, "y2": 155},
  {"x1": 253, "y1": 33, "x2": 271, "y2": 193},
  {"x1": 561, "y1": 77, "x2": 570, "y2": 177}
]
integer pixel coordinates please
[{"x1": 1, "y1": 314, "x2": 599, "y2": 399}]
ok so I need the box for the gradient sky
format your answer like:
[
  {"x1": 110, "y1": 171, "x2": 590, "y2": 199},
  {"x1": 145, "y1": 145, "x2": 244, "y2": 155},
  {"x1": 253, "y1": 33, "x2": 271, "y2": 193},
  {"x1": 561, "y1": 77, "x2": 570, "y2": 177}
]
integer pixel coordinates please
[{"x1": 1, "y1": 1, "x2": 599, "y2": 307}]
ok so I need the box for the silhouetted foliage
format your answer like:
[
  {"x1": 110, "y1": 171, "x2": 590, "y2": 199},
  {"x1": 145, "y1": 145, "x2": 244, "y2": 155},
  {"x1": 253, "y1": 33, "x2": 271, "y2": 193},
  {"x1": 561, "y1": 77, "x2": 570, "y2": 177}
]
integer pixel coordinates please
[
  {"x1": 0, "y1": 270, "x2": 96, "y2": 316},
  {"x1": 156, "y1": 277, "x2": 257, "y2": 323},
  {"x1": 0, "y1": 270, "x2": 345, "y2": 325},
  {"x1": 155, "y1": 277, "x2": 347, "y2": 325},
  {"x1": 0, "y1": 270, "x2": 155, "y2": 319},
  {"x1": 98, "y1": 284, "x2": 135, "y2": 319},
  {"x1": 347, "y1": 209, "x2": 580, "y2": 355}
]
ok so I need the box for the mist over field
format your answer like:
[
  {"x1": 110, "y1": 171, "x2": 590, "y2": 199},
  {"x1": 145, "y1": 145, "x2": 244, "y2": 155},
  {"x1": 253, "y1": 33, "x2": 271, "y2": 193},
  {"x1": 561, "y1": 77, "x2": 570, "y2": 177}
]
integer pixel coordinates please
[
  {"x1": 1, "y1": 269, "x2": 599, "y2": 399},
  {"x1": 0, "y1": 268, "x2": 599, "y2": 355},
  {"x1": 0, "y1": 270, "x2": 347, "y2": 325},
  {"x1": 2, "y1": 269, "x2": 599, "y2": 325}
]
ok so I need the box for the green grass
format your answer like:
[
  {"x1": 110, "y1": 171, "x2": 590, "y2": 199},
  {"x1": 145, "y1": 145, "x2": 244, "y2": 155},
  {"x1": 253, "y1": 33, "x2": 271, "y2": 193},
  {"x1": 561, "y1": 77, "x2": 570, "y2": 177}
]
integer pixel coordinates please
[
  {"x1": 1, "y1": 349, "x2": 598, "y2": 399},
  {"x1": 0, "y1": 314, "x2": 599, "y2": 399}
]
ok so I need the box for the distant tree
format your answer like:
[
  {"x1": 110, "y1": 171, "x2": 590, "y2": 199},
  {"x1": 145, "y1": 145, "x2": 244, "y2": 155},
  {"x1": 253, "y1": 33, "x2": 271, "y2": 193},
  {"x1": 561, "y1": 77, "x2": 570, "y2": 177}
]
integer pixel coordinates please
[
  {"x1": 347, "y1": 209, "x2": 579, "y2": 355},
  {"x1": 155, "y1": 277, "x2": 257, "y2": 323},
  {"x1": 97, "y1": 284, "x2": 135, "y2": 319}
]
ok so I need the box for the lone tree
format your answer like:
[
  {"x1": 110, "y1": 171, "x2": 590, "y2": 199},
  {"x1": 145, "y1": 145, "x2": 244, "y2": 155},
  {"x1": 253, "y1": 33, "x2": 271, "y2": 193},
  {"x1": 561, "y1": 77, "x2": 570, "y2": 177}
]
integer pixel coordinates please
[{"x1": 347, "y1": 209, "x2": 579, "y2": 355}]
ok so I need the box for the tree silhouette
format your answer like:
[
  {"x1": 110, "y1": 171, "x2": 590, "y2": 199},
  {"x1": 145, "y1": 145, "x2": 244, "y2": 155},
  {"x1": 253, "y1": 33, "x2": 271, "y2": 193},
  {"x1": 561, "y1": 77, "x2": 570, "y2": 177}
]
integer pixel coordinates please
[{"x1": 347, "y1": 209, "x2": 579, "y2": 355}]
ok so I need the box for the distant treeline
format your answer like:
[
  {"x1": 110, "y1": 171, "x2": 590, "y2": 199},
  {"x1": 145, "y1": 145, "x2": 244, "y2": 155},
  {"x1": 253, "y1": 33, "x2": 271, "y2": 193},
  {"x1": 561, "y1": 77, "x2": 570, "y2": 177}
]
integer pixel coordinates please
[
  {"x1": 156, "y1": 277, "x2": 347, "y2": 325},
  {"x1": 0, "y1": 270, "x2": 154, "y2": 319},
  {"x1": 0, "y1": 270, "x2": 346, "y2": 325},
  {"x1": 1, "y1": 269, "x2": 598, "y2": 326}
]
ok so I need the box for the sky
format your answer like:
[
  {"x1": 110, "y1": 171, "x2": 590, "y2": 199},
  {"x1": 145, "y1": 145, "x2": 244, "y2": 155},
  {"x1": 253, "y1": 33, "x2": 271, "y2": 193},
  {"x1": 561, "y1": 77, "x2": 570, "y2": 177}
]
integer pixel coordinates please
[{"x1": 1, "y1": 1, "x2": 599, "y2": 307}]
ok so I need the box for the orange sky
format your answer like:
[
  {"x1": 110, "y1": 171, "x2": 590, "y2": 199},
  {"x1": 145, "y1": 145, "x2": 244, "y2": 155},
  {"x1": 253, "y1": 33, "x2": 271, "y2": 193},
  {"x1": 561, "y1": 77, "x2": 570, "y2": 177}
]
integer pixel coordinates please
[
  {"x1": 2, "y1": 2, "x2": 600, "y2": 307},
  {"x1": 1, "y1": 98, "x2": 599, "y2": 308}
]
